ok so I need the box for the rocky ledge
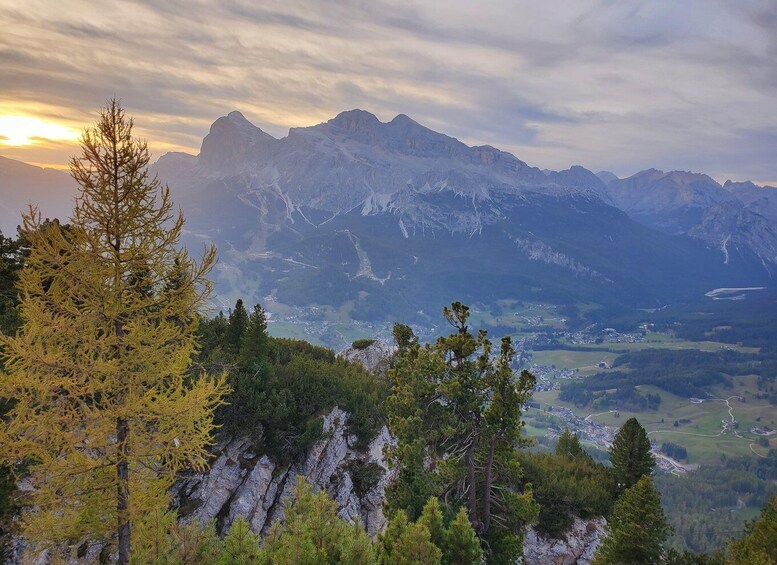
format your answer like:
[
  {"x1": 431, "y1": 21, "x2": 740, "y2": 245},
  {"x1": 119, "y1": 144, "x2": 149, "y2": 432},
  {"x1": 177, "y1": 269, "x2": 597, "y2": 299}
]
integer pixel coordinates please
[
  {"x1": 173, "y1": 406, "x2": 395, "y2": 538},
  {"x1": 521, "y1": 516, "x2": 606, "y2": 565}
]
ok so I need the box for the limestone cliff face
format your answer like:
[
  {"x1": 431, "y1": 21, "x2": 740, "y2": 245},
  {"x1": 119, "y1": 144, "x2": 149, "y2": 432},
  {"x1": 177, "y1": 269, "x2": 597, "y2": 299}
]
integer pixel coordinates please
[
  {"x1": 521, "y1": 516, "x2": 607, "y2": 565},
  {"x1": 339, "y1": 340, "x2": 394, "y2": 374},
  {"x1": 8, "y1": 405, "x2": 606, "y2": 565},
  {"x1": 174, "y1": 406, "x2": 395, "y2": 538}
]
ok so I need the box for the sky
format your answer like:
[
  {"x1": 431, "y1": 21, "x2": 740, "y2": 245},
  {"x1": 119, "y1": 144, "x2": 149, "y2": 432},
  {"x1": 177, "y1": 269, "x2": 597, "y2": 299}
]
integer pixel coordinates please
[{"x1": 1, "y1": 0, "x2": 776, "y2": 185}]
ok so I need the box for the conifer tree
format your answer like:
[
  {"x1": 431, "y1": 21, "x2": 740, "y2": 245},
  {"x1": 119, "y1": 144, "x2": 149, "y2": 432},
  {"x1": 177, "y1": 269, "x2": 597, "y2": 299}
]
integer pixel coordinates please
[
  {"x1": 417, "y1": 497, "x2": 445, "y2": 549},
  {"x1": 593, "y1": 475, "x2": 670, "y2": 565},
  {"x1": 239, "y1": 303, "x2": 269, "y2": 365},
  {"x1": 556, "y1": 428, "x2": 587, "y2": 459},
  {"x1": 226, "y1": 298, "x2": 249, "y2": 356},
  {"x1": 386, "y1": 302, "x2": 537, "y2": 563},
  {"x1": 443, "y1": 507, "x2": 483, "y2": 565},
  {"x1": 728, "y1": 494, "x2": 777, "y2": 564},
  {"x1": 0, "y1": 100, "x2": 228, "y2": 562},
  {"x1": 610, "y1": 417, "x2": 655, "y2": 494}
]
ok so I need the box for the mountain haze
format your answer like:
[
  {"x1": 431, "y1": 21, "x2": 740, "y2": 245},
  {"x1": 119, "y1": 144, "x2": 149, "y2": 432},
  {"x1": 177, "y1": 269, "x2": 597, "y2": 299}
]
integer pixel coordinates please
[
  {"x1": 0, "y1": 156, "x2": 76, "y2": 233},
  {"x1": 2, "y1": 110, "x2": 775, "y2": 322},
  {"x1": 151, "y1": 110, "x2": 776, "y2": 321}
]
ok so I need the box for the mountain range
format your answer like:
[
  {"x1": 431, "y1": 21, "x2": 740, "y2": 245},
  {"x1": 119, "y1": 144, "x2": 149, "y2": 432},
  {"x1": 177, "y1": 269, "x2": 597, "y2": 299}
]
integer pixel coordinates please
[{"x1": 2, "y1": 110, "x2": 776, "y2": 322}]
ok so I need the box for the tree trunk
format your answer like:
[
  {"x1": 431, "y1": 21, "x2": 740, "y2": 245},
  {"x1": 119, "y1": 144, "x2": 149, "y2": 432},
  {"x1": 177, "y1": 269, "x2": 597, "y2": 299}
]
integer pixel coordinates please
[
  {"x1": 117, "y1": 416, "x2": 130, "y2": 564},
  {"x1": 482, "y1": 436, "x2": 497, "y2": 534},
  {"x1": 465, "y1": 439, "x2": 479, "y2": 532}
]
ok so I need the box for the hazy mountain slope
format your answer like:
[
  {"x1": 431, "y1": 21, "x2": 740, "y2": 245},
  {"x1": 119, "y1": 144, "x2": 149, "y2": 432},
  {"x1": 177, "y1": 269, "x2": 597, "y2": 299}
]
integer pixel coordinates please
[
  {"x1": 601, "y1": 169, "x2": 777, "y2": 269},
  {"x1": 0, "y1": 156, "x2": 77, "y2": 233},
  {"x1": 151, "y1": 110, "x2": 774, "y2": 320},
  {"x1": 724, "y1": 180, "x2": 777, "y2": 223},
  {"x1": 2, "y1": 110, "x2": 773, "y2": 320}
]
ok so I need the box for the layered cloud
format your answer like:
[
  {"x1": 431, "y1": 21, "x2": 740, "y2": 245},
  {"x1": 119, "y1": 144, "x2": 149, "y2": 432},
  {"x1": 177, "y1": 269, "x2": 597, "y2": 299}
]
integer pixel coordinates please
[{"x1": 1, "y1": 0, "x2": 775, "y2": 183}]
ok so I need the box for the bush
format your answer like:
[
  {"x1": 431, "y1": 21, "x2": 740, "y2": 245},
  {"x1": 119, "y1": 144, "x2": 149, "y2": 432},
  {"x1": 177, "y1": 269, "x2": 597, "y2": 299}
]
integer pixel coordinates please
[{"x1": 352, "y1": 338, "x2": 376, "y2": 350}]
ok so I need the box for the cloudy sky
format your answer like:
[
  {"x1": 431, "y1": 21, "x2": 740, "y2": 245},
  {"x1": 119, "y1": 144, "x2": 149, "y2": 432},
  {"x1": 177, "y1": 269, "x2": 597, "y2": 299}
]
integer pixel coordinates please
[{"x1": 1, "y1": 0, "x2": 775, "y2": 184}]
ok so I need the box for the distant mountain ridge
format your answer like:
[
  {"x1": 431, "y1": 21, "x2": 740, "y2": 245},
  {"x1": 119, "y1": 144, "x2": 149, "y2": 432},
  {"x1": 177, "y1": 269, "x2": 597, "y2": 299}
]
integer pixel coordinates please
[
  {"x1": 0, "y1": 156, "x2": 76, "y2": 233},
  {"x1": 2, "y1": 109, "x2": 776, "y2": 321},
  {"x1": 149, "y1": 109, "x2": 777, "y2": 320}
]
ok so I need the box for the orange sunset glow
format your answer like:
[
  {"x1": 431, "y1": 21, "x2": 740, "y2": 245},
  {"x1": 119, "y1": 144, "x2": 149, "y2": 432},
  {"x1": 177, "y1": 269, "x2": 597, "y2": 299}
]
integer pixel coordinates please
[{"x1": 0, "y1": 115, "x2": 80, "y2": 147}]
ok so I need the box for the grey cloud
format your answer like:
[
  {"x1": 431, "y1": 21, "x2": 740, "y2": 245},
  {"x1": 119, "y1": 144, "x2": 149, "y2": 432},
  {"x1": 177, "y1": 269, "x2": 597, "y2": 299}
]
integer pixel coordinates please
[{"x1": 0, "y1": 0, "x2": 775, "y2": 183}]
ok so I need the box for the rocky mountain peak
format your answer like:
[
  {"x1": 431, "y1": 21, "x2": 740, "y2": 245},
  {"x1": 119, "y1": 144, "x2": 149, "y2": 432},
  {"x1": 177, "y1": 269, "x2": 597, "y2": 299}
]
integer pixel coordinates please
[
  {"x1": 725, "y1": 179, "x2": 755, "y2": 190},
  {"x1": 596, "y1": 170, "x2": 619, "y2": 186},
  {"x1": 327, "y1": 108, "x2": 382, "y2": 132},
  {"x1": 198, "y1": 111, "x2": 277, "y2": 172}
]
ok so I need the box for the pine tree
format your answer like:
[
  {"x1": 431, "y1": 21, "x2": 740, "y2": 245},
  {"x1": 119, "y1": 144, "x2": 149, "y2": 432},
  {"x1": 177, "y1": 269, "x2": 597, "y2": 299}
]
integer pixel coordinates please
[
  {"x1": 728, "y1": 494, "x2": 777, "y2": 564},
  {"x1": 443, "y1": 507, "x2": 483, "y2": 565},
  {"x1": 417, "y1": 497, "x2": 445, "y2": 549},
  {"x1": 593, "y1": 475, "x2": 670, "y2": 565},
  {"x1": 221, "y1": 517, "x2": 261, "y2": 565},
  {"x1": 0, "y1": 100, "x2": 228, "y2": 562},
  {"x1": 388, "y1": 522, "x2": 441, "y2": 565},
  {"x1": 386, "y1": 303, "x2": 537, "y2": 563},
  {"x1": 239, "y1": 303, "x2": 269, "y2": 366},
  {"x1": 226, "y1": 298, "x2": 249, "y2": 356},
  {"x1": 262, "y1": 477, "x2": 376, "y2": 564},
  {"x1": 610, "y1": 417, "x2": 655, "y2": 494},
  {"x1": 556, "y1": 428, "x2": 587, "y2": 459}
]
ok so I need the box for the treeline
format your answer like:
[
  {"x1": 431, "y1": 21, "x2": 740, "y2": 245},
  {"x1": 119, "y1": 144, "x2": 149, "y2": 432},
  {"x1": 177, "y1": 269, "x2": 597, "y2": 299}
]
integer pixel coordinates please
[
  {"x1": 655, "y1": 451, "x2": 777, "y2": 554},
  {"x1": 517, "y1": 430, "x2": 615, "y2": 537},
  {"x1": 195, "y1": 300, "x2": 388, "y2": 460},
  {"x1": 558, "y1": 347, "x2": 759, "y2": 410},
  {"x1": 661, "y1": 442, "x2": 688, "y2": 461},
  {"x1": 559, "y1": 379, "x2": 661, "y2": 411}
]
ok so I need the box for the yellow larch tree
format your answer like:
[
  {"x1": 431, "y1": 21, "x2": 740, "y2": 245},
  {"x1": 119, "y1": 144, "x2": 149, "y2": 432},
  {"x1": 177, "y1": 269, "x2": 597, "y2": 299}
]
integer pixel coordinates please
[{"x1": 0, "y1": 99, "x2": 229, "y2": 563}]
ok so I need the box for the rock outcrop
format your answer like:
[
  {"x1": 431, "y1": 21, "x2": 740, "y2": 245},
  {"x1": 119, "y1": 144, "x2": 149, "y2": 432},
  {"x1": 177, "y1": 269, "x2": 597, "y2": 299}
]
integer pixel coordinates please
[
  {"x1": 339, "y1": 340, "x2": 394, "y2": 374},
  {"x1": 521, "y1": 516, "x2": 607, "y2": 565},
  {"x1": 174, "y1": 406, "x2": 395, "y2": 538}
]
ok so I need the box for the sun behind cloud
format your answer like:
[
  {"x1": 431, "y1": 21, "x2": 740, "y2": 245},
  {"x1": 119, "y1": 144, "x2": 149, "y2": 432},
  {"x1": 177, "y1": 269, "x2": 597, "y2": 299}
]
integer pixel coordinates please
[{"x1": 0, "y1": 115, "x2": 80, "y2": 147}]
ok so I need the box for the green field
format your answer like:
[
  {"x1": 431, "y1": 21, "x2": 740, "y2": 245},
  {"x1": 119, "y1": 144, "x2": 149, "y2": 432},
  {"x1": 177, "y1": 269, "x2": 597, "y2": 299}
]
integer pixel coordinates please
[{"x1": 532, "y1": 376, "x2": 776, "y2": 465}]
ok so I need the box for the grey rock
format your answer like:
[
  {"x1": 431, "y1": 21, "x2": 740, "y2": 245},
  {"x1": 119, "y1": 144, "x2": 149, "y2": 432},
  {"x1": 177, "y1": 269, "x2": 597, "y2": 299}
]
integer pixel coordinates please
[
  {"x1": 174, "y1": 406, "x2": 395, "y2": 538},
  {"x1": 339, "y1": 340, "x2": 394, "y2": 374},
  {"x1": 521, "y1": 516, "x2": 607, "y2": 565}
]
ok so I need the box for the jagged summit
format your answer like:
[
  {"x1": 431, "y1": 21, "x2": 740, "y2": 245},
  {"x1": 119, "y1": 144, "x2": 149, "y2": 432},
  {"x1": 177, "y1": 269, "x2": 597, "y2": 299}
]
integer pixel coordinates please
[
  {"x1": 140, "y1": 108, "x2": 777, "y2": 315},
  {"x1": 198, "y1": 110, "x2": 277, "y2": 172}
]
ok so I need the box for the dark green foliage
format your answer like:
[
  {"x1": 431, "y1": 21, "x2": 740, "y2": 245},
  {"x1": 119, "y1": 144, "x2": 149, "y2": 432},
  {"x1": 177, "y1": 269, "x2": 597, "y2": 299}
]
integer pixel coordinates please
[
  {"x1": 344, "y1": 460, "x2": 385, "y2": 498},
  {"x1": 664, "y1": 548, "x2": 725, "y2": 565},
  {"x1": 728, "y1": 494, "x2": 777, "y2": 564},
  {"x1": 593, "y1": 476, "x2": 670, "y2": 565},
  {"x1": 225, "y1": 299, "x2": 249, "y2": 355},
  {"x1": 386, "y1": 303, "x2": 538, "y2": 564},
  {"x1": 610, "y1": 417, "x2": 655, "y2": 494},
  {"x1": 0, "y1": 229, "x2": 26, "y2": 549},
  {"x1": 379, "y1": 498, "x2": 481, "y2": 565},
  {"x1": 560, "y1": 379, "x2": 662, "y2": 411},
  {"x1": 269, "y1": 337, "x2": 336, "y2": 365},
  {"x1": 555, "y1": 428, "x2": 587, "y2": 459},
  {"x1": 351, "y1": 338, "x2": 376, "y2": 350},
  {"x1": 0, "y1": 229, "x2": 25, "y2": 336},
  {"x1": 518, "y1": 450, "x2": 615, "y2": 537},
  {"x1": 392, "y1": 323, "x2": 418, "y2": 353},
  {"x1": 558, "y1": 346, "x2": 768, "y2": 410},
  {"x1": 655, "y1": 452, "x2": 777, "y2": 553},
  {"x1": 661, "y1": 442, "x2": 688, "y2": 461},
  {"x1": 199, "y1": 303, "x2": 388, "y2": 459},
  {"x1": 443, "y1": 507, "x2": 484, "y2": 565},
  {"x1": 239, "y1": 304, "x2": 269, "y2": 366}
]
